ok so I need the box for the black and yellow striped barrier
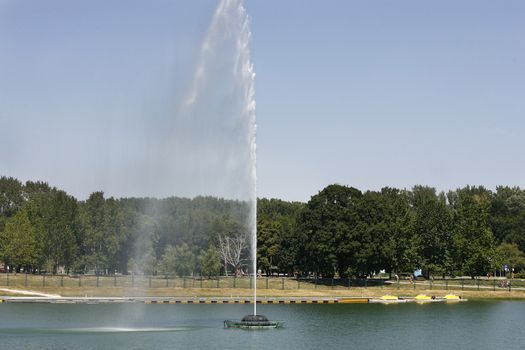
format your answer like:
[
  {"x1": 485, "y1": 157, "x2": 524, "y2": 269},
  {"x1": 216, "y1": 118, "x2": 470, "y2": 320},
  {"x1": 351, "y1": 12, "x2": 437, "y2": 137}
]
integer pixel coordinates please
[
  {"x1": 143, "y1": 298, "x2": 352, "y2": 304},
  {"x1": 0, "y1": 297, "x2": 374, "y2": 304}
]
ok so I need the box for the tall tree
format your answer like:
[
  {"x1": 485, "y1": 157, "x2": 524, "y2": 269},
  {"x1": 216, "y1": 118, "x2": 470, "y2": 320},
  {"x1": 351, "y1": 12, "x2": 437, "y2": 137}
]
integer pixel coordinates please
[
  {"x1": 0, "y1": 208, "x2": 38, "y2": 271},
  {"x1": 159, "y1": 243, "x2": 195, "y2": 277},
  {"x1": 411, "y1": 186, "x2": 454, "y2": 277},
  {"x1": 298, "y1": 184, "x2": 362, "y2": 277},
  {"x1": 490, "y1": 187, "x2": 525, "y2": 251},
  {"x1": 496, "y1": 243, "x2": 525, "y2": 273},
  {"x1": 376, "y1": 188, "x2": 415, "y2": 276},
  {"x1": 0, "y1": 176, "x2": 24, "y2": 231},
  {"x1": 102, "y1": 198, "x2": 128, "y2": 273},
  {"x1": 80, "y1": 193, "x2": 130, "y2": 274},
  {"x1": 257, "y1": 198, "x2": 303, "y2": 275},
  {"x1": 449, "y1": 186, "x2": 498, "y2": 277},
  {"x1": 79, "y1": 192, "x2": 107, "y2": 273},
  {"x1": 199, "y1": 246, "x2": 221, "y2": 278},
  {"x1": 218, "y1": 233, "x2": 248, "y2": 275},
  {"x1": 45, "y1": 191, "x2": 80, "y2": 273},
  {"x1": 257, "y1": 217, "x2": 281, "y2": 275}
]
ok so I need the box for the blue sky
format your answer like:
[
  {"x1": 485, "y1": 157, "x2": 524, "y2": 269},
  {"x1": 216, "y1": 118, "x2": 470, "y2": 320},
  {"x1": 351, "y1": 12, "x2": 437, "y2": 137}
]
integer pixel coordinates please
[{"x1": 0, "y1": 0, "x2": 524, "y2": 201}]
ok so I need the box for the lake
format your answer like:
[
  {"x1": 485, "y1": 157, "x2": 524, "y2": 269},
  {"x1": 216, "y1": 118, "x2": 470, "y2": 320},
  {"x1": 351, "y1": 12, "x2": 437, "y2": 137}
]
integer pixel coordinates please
[{"x1": 0, "y1": 301, "x2": 523, "y2": 349}]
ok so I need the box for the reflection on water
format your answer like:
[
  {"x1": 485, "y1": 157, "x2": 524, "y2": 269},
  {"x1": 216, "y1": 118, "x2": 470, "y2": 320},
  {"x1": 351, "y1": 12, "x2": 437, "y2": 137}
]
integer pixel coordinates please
[
  {"x1": 0, "y1": 326, "x2": 195, "y2": 335},
  {"x1": 0, "y1": 302, "x2": 525, "y2": 350}
]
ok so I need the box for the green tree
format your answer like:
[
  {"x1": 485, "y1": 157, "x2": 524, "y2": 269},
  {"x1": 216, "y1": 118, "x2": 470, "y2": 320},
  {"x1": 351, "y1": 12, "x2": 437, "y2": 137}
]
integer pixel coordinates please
[
  {"x1": 102, "y1": 198, "x2": 129, "y2": 273},
  {"x1": 0, "y1": 209, "x2": 38, "y2": 271},
  {"x1": 449, "y1": 186, "x2": 498, "y2": 277},
  {"x1": 298, "y1": 184, "x2": 362, "y2": 277},
  {"x1": 411, "y1": 186, "x2": 454, "y2": 277},
  {"x1": 23, "y1": 190, "x2": 80, "y2": 273},
  {"x1": 128, "y1": 247, "x2": 158, "y2": 275},
  {"x1": 159, "y1": 243, "x2": 195, "y2": 277},
  {"x1": 374, "y1": 188, "x2": 415, "y2": 276},
  {"x1": 490, "y1": 187, "x2": 525, "y2": 251},
  {"x1": 353, "y1": 191, "x2": 386, "y2": 277},
  {"x1": 257, "y1": 198, "x2": 303, "y2": 276},
  {"x1": 23, "y1": 180, "x2": 52, "y2": 198},
  {"x1": 496, "y1": 243, "x2": 525, "y2": 273},
  {"x1": 0, "y1": 176, "x2": 24, "y2": 231},
  {"x1": 199, "y1": 246, "x2": 221, "y2": 278},
  {"x1": 127, "y1": 248, "x2": 159, "y2": 275},
  {"x1": 79, "y1": 192, "x2": 108, "y2": 273},
  {"x1": 141, "y1": 247, "x2": 159, "y2": 275},
  {"x1": 79, "y1": 192, "x2": 128, "y2": 274},
  {"x1": 257, "y1": 217, "x2": 281, "y2": 275}
]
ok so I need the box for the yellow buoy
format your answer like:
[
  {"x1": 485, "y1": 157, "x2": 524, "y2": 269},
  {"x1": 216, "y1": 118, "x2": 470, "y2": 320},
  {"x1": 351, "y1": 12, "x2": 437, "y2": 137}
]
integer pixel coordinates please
[{"x1": 443, "y1": 294, "x2": 460, "y2": 300}]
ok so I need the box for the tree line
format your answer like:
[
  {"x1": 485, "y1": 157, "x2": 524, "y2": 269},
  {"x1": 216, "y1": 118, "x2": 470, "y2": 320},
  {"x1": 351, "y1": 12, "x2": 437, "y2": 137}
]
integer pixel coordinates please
[
  {"x1": 1, "y1": 176, "x2": 524, "y2": 278},
  {"x1": 0, "y1": 176, "x2": 247, "y2": 276},
  {"x1": 258, "y1": 184, "x2": 525, "y2": 278}
]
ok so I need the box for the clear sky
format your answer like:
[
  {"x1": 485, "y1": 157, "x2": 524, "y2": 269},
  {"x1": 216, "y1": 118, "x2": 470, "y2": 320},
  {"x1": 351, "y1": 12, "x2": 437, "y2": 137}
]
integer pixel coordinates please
[{"x1": 1, "y1": 0, "x2": 524, "y2": 202}]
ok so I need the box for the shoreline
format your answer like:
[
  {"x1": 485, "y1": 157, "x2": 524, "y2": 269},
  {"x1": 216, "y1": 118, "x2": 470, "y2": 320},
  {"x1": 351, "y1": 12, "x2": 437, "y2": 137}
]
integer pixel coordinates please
[{"x1": 1, "y1": 287, "x2": 525, "y2": 302}]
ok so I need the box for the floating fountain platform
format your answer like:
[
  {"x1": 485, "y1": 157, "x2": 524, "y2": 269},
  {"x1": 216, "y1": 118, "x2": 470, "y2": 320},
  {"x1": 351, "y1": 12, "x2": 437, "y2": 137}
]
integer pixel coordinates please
[{"x1": 224, "y1": 315, "x2": 284, "y2": 329}]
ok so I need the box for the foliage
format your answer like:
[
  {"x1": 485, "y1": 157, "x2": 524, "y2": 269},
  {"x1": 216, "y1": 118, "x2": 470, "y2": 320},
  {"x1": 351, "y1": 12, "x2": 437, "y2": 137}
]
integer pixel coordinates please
[
  {"x1": 497, "y1": 243, "x2": 525, "y2": 271},
  {"x1": 411, "y1": 186, "x2": 454, "y2": 276},
  {"x1": 1, "y1": 175, "x2": 525, "y2": 278},
  {"x1": 449, "y1": 186, "x2": 498, "y2": 277},
  {"x1": 199, "y1": 246, "x2": 221, "y2": 278},
  {"x1": 257, "y1": 198, "x2": 303, "y2": 275},
  {"x1": 0, "y1": 176, "x2": 24, "y2": 231},
  {"x1": 490, "y1": 186, "x2": 525, "y2": 252},
  {"x1": 0, "y1": 209, "x2": 38, "y2": 270},
  {"x1": 298, "y1": 184, "x2": 362, "y2": 277},
  {"x1": 159, "y1": 243, "x2": 195, "y2": 277}
]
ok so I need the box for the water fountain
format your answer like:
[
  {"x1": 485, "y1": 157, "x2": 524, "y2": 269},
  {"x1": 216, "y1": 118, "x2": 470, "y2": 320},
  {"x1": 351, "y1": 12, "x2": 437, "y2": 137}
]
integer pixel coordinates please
[
  {"x1": 224, "y1": 315, "x2": 284, "y2": 329},
  {"x1": 182, "y1": 0, "x2": 280, "y2": 328}
]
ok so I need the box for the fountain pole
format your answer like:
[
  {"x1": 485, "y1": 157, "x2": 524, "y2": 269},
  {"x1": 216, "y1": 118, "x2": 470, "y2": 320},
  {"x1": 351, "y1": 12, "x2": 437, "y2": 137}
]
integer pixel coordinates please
[
  {"x1": 253, "y1": 197, "x2": 257, "y2": 315},
  {"x1": 251, "y1": 120, "x2": 257, "y2": 315}
]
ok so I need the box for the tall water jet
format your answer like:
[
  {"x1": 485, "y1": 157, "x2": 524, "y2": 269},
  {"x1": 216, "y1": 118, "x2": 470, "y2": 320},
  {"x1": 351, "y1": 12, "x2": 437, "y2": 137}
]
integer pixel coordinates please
[{"x1": 172, "y1": 0, "x2": 259, "y2": 316}]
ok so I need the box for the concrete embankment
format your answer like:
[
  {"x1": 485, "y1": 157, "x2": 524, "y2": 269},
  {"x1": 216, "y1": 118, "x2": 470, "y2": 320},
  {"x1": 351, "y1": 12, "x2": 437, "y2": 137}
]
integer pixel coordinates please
[
  {"x1": 0, "y1": 296, "x2": 345, "y2": 304},
  {"x1": 0, "y1": 295, "x2": 466, "y2": 304}
]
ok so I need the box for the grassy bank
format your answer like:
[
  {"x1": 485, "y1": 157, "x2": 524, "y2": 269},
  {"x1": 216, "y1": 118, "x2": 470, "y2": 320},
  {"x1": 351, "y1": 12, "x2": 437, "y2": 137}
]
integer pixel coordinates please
[
  {"x1": 3, "y1": 286, "x2": 394, "y2": 298},
  {"x1": 1, "y1": 274, "x2": 524, "y2": 300},
  {"x1": 2, "y1": 286, "x2": 525, "y2": 300}
]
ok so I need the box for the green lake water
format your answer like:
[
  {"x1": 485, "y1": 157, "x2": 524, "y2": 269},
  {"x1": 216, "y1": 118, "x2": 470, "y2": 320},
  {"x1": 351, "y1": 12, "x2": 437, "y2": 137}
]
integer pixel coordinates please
[{"x1": 0, "y1": 301, "x2": 523, "y2": 349}]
